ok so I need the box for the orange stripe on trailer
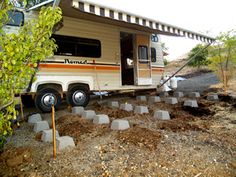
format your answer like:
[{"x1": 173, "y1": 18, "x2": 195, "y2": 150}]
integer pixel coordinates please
[
  {"x1": 152, "y1": 68, "x2": 165, "y2": 72},
  {"x1": 39, "y1": 63, "x2": 120, "y2": 71}
]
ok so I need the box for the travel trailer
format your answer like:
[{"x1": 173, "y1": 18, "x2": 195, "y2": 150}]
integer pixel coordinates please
[{"x1": 6, "y1": 0, "x2": 215, "y2": 112}]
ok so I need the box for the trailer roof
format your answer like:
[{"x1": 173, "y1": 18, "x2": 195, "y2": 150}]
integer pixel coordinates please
[{"x1": 60, "y1": 0, "x2": 215, "y2": 43}]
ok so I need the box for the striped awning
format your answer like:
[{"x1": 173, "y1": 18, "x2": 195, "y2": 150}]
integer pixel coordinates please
[{"x1": 60, "y1": 0, "x2": 215, "y2": 43}]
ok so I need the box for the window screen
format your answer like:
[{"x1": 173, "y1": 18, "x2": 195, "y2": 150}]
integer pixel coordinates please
[
  {"x1": 52, "y1": 34, "x2": 101, "y2": 58},
  {"x1": 151, "y1": 48, "x2": 156, "y2": 62},
  {"x1": 7, "y1": 10, "x2": 24, "y2": 26},
  {"x1": 138, "y1": 46, "x2": 148, "y2": 63}
]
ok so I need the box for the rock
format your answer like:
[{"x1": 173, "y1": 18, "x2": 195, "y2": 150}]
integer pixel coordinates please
[
  {"x1": 72, "y1": 106, "x2": 84, "y2": 115},
  {"x1": 207, "y1": 94, "x2": 219, "y2": 101},
  {"x1": 165, "y1": 97, "x2": 178, "y2": 104},
  {"x1": 28, "y1": 113, "x2": 42, "y2": 125},
  {"x1": 120, "y1": 103, "x2": 133, "y2": 112},
  {"x1": 136, "y1": 96, "x2": 147, "y2": 102},
  {"x1": 41, "y1": 129, "x2": 60, "y2": 142},
  {"x1": 183, "y1": 100, "x2": 198, "y2": 108},
  {"x1": 93, "y1": 114, "x2": 110, "y2": 124},
  {"x1": 111, "y1": 119, "x2": 130, "y2": 130},
  {"x1": 173, "y1": 92, "x2": 184, "y2": 98},
  {"x1": 108, "y1": 101, "x2": 119, "y2": 108},
  {"x1": 154, "y1": 110, "x2": 170, "y2": 120},
  {"x1": 134, "y1": 106, "x2": 149, "y2": 114},
  {"x1": 188, "y1": 92, "x2": 200, "y2": 98},
  {"x1": 33, "y1": 121, "x2": 50, "y2": 133},
  {"x1": 148, "y1": 96, "x2": 161, "y2": 103},
  {"x1": 56, "y1": 136, "x2": 75, "y2": 151},
  {"x1": 82, "y1": 110, "x2": 96, "y2": 120}
]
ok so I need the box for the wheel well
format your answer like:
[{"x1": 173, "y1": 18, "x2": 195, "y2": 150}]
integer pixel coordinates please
[
  {"x1": 37, "y1": 84, "x2": 63, "y2": 94},
  {"x1": 68, "y1": 83, "x2": 90, "y2": 92}
]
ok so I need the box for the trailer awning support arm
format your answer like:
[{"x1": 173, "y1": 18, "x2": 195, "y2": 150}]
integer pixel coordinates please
[{"x1": 158, "y1": 42, "x2": 214, "y2": 88}]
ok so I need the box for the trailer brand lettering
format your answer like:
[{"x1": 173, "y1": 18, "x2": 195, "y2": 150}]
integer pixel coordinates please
[{"x1": 65, "y1": 59, "x2": 88, "y2": 64}]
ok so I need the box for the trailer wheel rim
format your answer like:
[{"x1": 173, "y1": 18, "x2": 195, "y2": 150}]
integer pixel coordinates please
[
  {"x1": 41, "y1": 93, "x2": 56, "y2": 107},
  {"x1": 72, "y1": 91, "x2": 86, "y2": 105}
]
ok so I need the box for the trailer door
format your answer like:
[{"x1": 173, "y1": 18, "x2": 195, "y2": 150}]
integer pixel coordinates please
[{"x1": 134, "y1": 34, "x2": 152, "y2": 85}]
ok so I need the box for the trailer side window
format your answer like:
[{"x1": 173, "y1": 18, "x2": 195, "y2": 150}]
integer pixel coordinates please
[
  {"x1": 52, "y1": 34, "x2": 101, "y2": 58},
  {"x1": 7, "y1": 10, "x2": 24, "y2": 26},
  {"x1": 138, "y1": 45, "x2": 148, "y2": 63},
  {"x1": 151, "y1": 47, "x2": 156, "y2": 62}
]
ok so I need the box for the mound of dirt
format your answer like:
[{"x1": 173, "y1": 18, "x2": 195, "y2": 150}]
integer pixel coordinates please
[{"x1": 117, "y1": 126, "x2": 162, "y2": 150}]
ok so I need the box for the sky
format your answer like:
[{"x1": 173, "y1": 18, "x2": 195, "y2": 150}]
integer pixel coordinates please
[{"x1": 86, "y1": 0, "x2": 236, "y2": 60}]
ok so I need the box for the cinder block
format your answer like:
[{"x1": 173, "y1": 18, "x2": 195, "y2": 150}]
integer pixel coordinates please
[
  {"x1": 108, "y1": 101, "x2": 119, "y2": 108},
  {"x1": 72, "y1": 106, "x2": 84, "y2": 115},
  {"x1": 165, "y1": 97, "x2": 178, "y2": 104},
  {"x1": 136, "y1": 95, "x2": 147, "y2": 102},
  {"x1": 111, "y1": 119, "x2": 130, "y2": 130},
  {"x1": 134, "y1": 106, "x2": 149, "y2": 114},
  {"x1": 33, "y1": 121, "x2": 50, "y2": 133},
  {"x1": 173, "y1": 92, "x2": 184, "y2": 98},
  {"x1": 41, "y1": 129, "x2": 60, "y2": 142},
  {"x1": 154, "y1": 110, "x2": 170, "y2": 120},
  {"x1": 93, "y1": 114, "x2": 110, "y2": 124},
  {"x1": 120, "y1": 103, "x2": 133, "y2": 112},
  {"x1": 159, "y1": 92, "x2": 169, "y2": 97},
  {"x1": 188, "y1": 92, "x2": 200, "y2": 98},
  {"x1": 207, "y1": 94, "x2": 219, "y2": 101},
  {"x1": 28, "y1": 113, "x2": 42, "y2": 125},
  {"x1": 82, "y1": 110, "x2": 96, "y2": 120},
  {"x1": 148, "y1": 96, "x2": 161, "y2": 103},
  {"x1": 56, "y1": 136, "x2": 75, "y2": 151},
  {"x1": 183, "y1": 100, "x2": 198, "y2": 107}
]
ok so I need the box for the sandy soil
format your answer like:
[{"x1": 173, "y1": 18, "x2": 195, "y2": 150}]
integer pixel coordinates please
[{"x1": 0, "y1": 90, "x2": 236, "y2": 177}]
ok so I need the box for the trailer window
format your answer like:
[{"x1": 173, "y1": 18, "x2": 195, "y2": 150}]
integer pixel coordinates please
[
  {"x1": 52, "y1": 34, "x2": 101, "y2": 58},
  {"x1": 151, "y1": 47, "x2": 156, "y2": 62},
  {"x1": 138, "y1": 45, "x2": 148, "y2": 63},
  {"x1": 7, "y1": 10, "x2": 24, "y2": 26}
]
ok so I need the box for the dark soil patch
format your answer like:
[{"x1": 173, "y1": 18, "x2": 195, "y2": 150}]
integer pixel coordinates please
[
  {"x1": 56, "y1": 115, "x2": 111, "y2": 144},
  {"x1": 117, "y1": 127, "x2": 162, "y2": 150},
  {"x1": 156, "y1": 120, "x2": 205, "y2": 132}
]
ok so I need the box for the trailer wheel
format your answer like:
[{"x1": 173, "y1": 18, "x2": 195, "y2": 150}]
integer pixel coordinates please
[
  {"x1": 67, "y1": 86, "x2": 90, "y2": 107},
  {"x1": 35, "y1": 88, "x2": 61, "y2": 113}
]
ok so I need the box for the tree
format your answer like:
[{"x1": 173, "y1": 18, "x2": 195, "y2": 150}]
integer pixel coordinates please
[
  {"x1": 0, "y1": 0, "x2": 62, "y2": 147},
  {"x1": 187, "y1": 44, "x2": 209, "y2": 68},
  {"x1": 208, "y1": 30, "x2": 236, "y2": 93}
]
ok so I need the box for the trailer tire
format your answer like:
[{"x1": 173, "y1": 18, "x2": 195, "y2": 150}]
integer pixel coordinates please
[
  {"x1": 35, "y1": 88, "x2": 61, "y2": 113},
  {"x1": 67, "y1": 86, "x2": 90, "y2": 107}
]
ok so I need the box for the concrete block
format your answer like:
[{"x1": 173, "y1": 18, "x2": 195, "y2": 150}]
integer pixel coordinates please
[
  {"x1": 41, "y1": 129, "x2": 59, "y2": 142},
  {"x1": 120, "y1": 103, "x2": 133, "y2": 112},
  {"x1": 183, "y1": 100, "x2": 198, "y2": 108},
  {"x1": 159, "y1": 92, "x2": 169, "y2": 97},
  {"x1": 82, "y1": 110, "x2": 96, "y2": 120},
  {"x1": 28, "y1": 113, "x2": 42, "y2": 125},
  {"x1": 188, "y1": 92, "x2": 200, "y2": 98},
  {"x1": 56, "y1": 136, "x2": 75, "y2": 151},
  {"x1": 173, "y1": 92, "x2": 184, "y2": 98},
  {"x1": 154, "y1": 110, "x2": 170, "y2": 120},
  {"x1": 134, "y1": 106, "x2": 149, "y2": 114},
  {"x1": 165, "y1": 97, "x2": 178, "y2": 104},
  {"x1": 108, "y1": 101, "x2": 119, "y2": 108},
  {"x1": 72, "y1": 106, "x2": 84, "y2": 115},
  {"x1": 136, "y1": 95, "x2": 147, "y2": 102},
  {"x1": 148, "y1": 96, "x2": 161, "y2": 103},
  {"x1": 111, "y1": 119, "x2": 130, "y2": 130},
  {"x1": 33, "y1": 121, "x2": 50, "y2": 133},
  {"x1": 93, "y1": 114, "x2": 110, "y2": 124},
  {"x1": 207, "y1": 94, "x2": 219, "y2": 101}
]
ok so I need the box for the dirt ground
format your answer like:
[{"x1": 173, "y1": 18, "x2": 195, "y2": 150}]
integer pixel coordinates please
[{"x1": 0, "y1": 89, "x2": 236, "y2": 177}]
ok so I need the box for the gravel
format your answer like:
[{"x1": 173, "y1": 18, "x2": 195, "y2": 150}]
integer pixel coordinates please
[{"x1": 176, "y1": 73, "x2": 219, "y2": 93}]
